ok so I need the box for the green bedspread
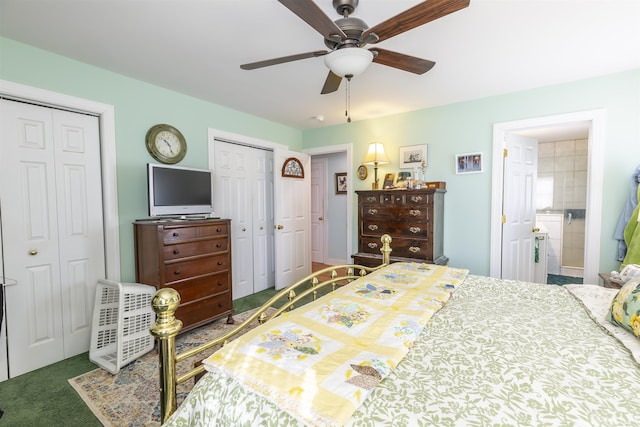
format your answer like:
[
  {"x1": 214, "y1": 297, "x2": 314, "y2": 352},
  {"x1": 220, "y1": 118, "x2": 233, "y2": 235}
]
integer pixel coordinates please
[{"x1": 164, "y1": 274, "x2": 640, "y2": 427}]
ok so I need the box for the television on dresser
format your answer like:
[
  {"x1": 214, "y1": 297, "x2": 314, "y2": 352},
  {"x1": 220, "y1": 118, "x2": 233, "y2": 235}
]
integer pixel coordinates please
[{"x1": 147, "y1": 163, "x2": 214, "y2": 217}]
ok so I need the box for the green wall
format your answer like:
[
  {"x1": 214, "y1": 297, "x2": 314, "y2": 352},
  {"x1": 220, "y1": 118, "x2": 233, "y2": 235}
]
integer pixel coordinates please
[
  {"x1": 301, "y1": 70, "x2": 640, "y2": 275},
  {"x1": 0, "y1": 36, "x2": 302, "y2": 281},
  {"x1": 2, "y1": 36, "x2": 639, "y2": 280}
]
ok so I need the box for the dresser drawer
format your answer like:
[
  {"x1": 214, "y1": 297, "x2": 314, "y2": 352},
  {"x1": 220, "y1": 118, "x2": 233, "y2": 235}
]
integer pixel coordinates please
[
  {"x1": 163, "y1": 238, "x2": 228, "y2": 260},
  {"x1": 176, "y1": 291, "x2": 232, "y2": 330},
  {"x1": 162, "y1": 222, "x2": 228, "y2": 244},
  {"x1": 360, "y1": 236, "x2": 432, "y2": 260},
  {"x1": 164, "y1": 253, "x2": 229, "y2": 282},
  {"x1": 362, "y1": 206, "x2": 429, "y2": 222},
  {"x1": 391, "y1": 239, "x2": 434, "y2": 260},
  {"x1": 168, "y1": 271, "x2": 230, "y2": 302},
  {"x1": 360, "y1": 192, "x2": 432, "y2": 206},
  {"x1": 362, "y1": 220, "x2": 429, "y2": 238}
]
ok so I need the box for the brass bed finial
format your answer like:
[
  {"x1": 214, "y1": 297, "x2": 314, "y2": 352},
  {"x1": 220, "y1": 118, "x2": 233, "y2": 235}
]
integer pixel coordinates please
[{"x1": 150, "y1": 234, "x2": 392, "y2": 423}]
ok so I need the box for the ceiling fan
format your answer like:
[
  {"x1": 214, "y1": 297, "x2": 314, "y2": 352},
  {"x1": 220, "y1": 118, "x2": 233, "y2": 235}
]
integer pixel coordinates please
[{"x1": 240, "y1": 0, "x2": 470, "y2": 94}]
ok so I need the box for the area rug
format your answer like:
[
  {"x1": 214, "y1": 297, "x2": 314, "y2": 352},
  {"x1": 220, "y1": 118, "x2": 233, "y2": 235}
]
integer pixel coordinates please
[{"x1": 69, "y1": 307, "x2": 274, "y2": 426}]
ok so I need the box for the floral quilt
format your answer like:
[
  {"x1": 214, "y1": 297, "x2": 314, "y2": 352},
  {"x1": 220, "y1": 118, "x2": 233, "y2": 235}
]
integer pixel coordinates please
[
  {"x1": 202, "y1": 263, "x2": 468, "y2": 426},
  {"x1": 164, "y1": 273, "x2": 640, "y2": 427}
]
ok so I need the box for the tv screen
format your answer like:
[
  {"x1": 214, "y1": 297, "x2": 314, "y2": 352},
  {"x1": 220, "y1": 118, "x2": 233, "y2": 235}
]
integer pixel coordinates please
[{"x1": 147, "y1": 163, "x2": 213, "y2": 217}]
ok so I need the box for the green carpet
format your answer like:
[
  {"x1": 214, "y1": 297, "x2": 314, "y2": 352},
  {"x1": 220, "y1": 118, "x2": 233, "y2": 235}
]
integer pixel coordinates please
[{"x1": 0, "y1": 353, "x2": 101, "y2": 426}]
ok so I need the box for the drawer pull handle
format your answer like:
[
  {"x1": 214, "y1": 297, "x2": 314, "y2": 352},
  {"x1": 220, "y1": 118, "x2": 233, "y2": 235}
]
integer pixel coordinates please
[
  {"x1": 411, "y1": 196, "x2": 423, "y2": 202},
  {"x1": 217, "y1": 261, "x2": 223, "y2": 266},
  {"x1": 173, "y1": 232, "x2": 179, "y2": 237},
  {"x1": 216, "y1": 243, "x2": 222, "y2": 248},
  {"x1": 367, "y1": 242, "x2": 378, "y2": 249},
  {"x1": 409, "y1": 246, "x2": 420, "y2": 253},
  {"x1": 218, "y1": 282, "x2": 223, "y2": 286},
  {"x1": 368, "y1": 224, "x2": 379, "y2": 231},
  {"x1": 368, "y1": 208, "x2": 378, "y2": 215},
  {"x1": 174, "y1": 270, "x2": 181, "y2": 275},
  {"x1": 173, "y1": 249, "x2": 180, "y2": 254},
  {"x1": 367, "y1": 196, "x2": 376, "y2": 202},
  {"x1": 409, "y1": 209, "x2": 421, "y2": 216},
  {"x1": 216, "y1": 228, "x2": 222, "y2": 232},
  {"x1": 218, "y1": 303, "x2": 223, "y2": 308},
  {"x1": 410, "y1": 227, "x2": 421, "y2": 234}
]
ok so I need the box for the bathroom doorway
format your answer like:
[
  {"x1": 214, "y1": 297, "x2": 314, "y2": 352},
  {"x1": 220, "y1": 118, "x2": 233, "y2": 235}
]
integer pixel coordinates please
[
  {"x1": 489, "y1": 109, "x2": 605, "y2": 286},
  {"x1": 516, "y1": 123, "x2": 590, "y2": 284}
]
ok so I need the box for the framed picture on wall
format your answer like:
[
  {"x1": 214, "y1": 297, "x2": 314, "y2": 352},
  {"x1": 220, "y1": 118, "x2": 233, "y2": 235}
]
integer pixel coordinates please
[
  {"x1": 399, "y1": 144, "x2": 428, "y2": 169},
  {"x1": 335, "y1": 172, "x2": 347, "y2": 194},
  {"x1": 455, "y1": 152, "x2": 483, "y2": 174}
]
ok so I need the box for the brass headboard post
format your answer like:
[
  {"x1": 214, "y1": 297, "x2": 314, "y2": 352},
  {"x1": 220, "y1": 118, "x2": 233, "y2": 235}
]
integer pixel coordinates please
[
  {"x1": 381, "y1": 234, "x2": 392, "y2": 264},
  {"x1": 150, "y1": 288, "x2": 183, "y2": 424}
]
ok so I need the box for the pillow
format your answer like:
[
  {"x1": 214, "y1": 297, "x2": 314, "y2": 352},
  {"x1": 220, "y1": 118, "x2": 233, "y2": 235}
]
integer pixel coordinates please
[{"x1": 606, "y1": 277, "x2": 640, "y2": 339}]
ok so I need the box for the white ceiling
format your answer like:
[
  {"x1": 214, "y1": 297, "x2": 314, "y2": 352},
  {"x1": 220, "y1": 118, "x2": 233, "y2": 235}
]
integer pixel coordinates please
[{"x1": 1, "y1": 0, "x2": 639, "y2": 130}]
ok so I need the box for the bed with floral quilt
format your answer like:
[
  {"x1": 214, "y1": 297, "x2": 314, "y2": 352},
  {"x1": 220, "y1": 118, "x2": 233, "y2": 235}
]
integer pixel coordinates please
[{"x1": 159, "y1": 264, "x2": 640, "y2": 427}]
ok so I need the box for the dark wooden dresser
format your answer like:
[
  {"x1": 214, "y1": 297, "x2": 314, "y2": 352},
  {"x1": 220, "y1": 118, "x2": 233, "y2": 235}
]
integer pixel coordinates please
[
  {"x1": 353, "y1": 189, "x2": 447, "y2": 267},
  {"x1": 134, "y1": 218, "x2": 233, "y2": 332}
]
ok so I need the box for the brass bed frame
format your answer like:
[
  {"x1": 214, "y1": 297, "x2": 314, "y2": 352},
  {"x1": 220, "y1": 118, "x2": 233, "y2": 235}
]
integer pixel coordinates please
[{"x1": 150, "y1": 234, "x2": 392, "y2": 423}]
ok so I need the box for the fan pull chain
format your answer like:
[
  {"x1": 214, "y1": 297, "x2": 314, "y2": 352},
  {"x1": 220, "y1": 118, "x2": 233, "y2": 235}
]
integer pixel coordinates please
[{"x1": 345, "y1": 74, "x2": 352, "y2": 123}]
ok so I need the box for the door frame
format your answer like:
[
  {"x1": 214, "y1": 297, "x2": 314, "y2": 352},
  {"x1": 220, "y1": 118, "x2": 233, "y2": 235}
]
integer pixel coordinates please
[
  {"x1": 0, "y1": 79, "x2": 121, "y2": 280},
  {"x1": 304, "y1": 144, "x2": 353, "y2": 262},
  {"x1": 0, "y1": 80, "x2": 120, "y2": 381},
  {"x1": 489, "y1": 109, "x2": 605, "y2": 285}
]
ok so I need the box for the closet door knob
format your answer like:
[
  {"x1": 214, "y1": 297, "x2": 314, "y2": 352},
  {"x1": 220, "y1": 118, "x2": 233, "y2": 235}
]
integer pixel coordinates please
[
  {"x1": 276, "y1": 224, "x2": 284, "y2": 230},
  {"x1": 29, "y1": 249, "x2": 38, "y2": 256}
]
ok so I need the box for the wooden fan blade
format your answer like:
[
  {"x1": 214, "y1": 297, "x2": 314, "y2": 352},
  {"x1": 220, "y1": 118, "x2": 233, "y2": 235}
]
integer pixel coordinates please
[
  {"x1": 371, "y1": 48, "x2": 435, "y2": 75},
  {"x1": 278, "y1": 0, "x2": 347, "y2": 40},
  {"x1": 363, "y1": 0, "x2": 470, "y2": 43},
  {"x1": 241, "y1": 50, "x2": 328, "y2": 70},
  {"x1": 321, "y1": 71, "x2": 342, "y2": 94}
]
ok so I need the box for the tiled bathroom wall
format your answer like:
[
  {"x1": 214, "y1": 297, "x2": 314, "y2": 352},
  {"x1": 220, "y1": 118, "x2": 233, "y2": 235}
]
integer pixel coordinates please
[{"x1": 536, "y1": 139, "x2": 588, "y2": 274}]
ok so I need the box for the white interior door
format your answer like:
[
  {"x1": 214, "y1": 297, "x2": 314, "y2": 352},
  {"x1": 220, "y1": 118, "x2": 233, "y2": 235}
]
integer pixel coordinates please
[
  {"x1": 502, "y1": 133, "x2": 538, "y2": 281},
  {"x1": 213, "y1": 141, "x2": 273, "y2": 299},
  {"x1": 0, "y1": 99, "x2": 105, "y2": 377},
  {"x1": 252, "y1": 149, "x2": 273, "y2": 293},
  {"x1": 310, "y1": 158, "x2": 327, "y2": 264},
  {"x1": 274, "y1": 149, "x2": 311, "y2": 290}
]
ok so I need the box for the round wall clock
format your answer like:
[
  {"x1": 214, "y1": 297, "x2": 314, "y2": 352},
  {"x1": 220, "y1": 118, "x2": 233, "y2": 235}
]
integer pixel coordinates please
[
  {"x1": 357, "y1": 165, "x2": 368, "y2": 180},
  {"x1": 145, "y1": 124, "x2": 187, "y2": 164}
]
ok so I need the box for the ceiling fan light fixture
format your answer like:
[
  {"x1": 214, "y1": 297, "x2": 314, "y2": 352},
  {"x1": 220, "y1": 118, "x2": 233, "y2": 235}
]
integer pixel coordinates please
[{"x1": 324, "y1": 48, "x2": 373, "y2": 77}]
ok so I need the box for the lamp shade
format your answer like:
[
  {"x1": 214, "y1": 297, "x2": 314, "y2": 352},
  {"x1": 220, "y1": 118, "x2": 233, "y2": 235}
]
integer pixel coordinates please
[
  {"x1": 362, "y1": 142, "x2": 390, "y2": 165},
  {"x1": 324, "y1": 48, "x2": 374, "y2": 77}
]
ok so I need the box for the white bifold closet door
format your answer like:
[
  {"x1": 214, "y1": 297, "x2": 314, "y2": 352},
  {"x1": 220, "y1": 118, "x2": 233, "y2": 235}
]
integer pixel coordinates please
[
  {"x1": 213, "y1": 141, "x2": 274, "y2": 299},
  {"x1": 0, "y1": 99, "x2": 105, "y2": 378}
]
